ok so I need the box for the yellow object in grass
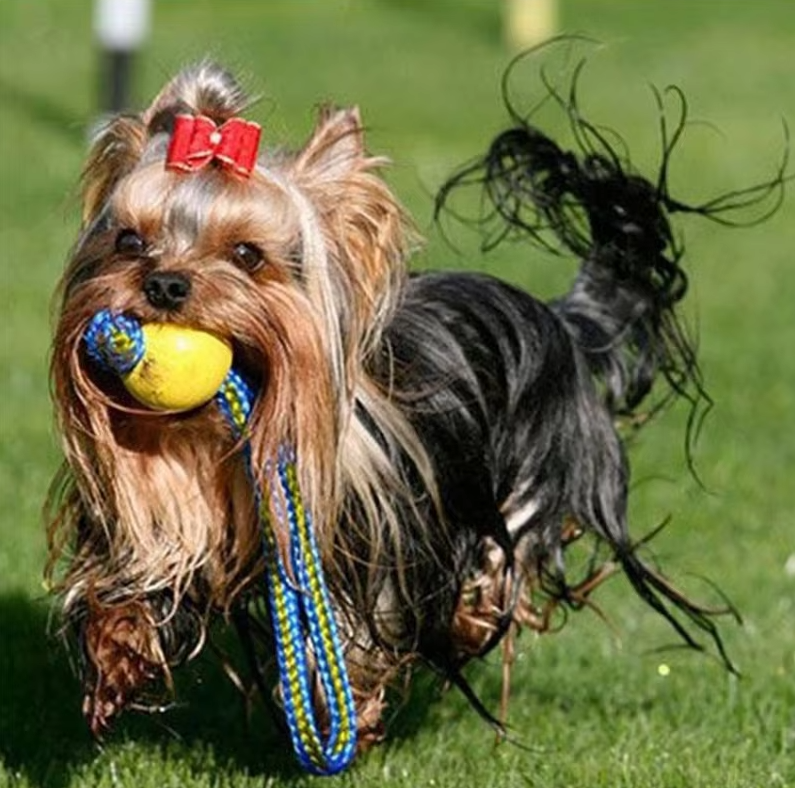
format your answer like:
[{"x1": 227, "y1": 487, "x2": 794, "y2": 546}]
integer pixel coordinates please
[{"x1": 123, "y1": 324, "x2": 232, "y2": 411}]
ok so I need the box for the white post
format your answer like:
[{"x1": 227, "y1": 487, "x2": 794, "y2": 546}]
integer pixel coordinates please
[
  {"x1": 504, "y1": 0, "x2": 558, "y2": 51},
  {"x1": 94, "y1": 0, "x2": 152, "y2": 111}
]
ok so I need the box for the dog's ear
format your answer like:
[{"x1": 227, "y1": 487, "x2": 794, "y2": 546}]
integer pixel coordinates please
[
  {"x1": 292, "y1": 106, "x2": 412, "y2": 361},
  {"x1": 293, "y1": 106, "x2": 368, "y2": 183},
  {"x1": 81, "y1": 116, "x2": 147, "y2": 225}
]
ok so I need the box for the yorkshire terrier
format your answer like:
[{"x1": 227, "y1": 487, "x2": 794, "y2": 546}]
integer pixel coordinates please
[{"x1": 46, "y1": 59, "x2": 780, "y2": 773}]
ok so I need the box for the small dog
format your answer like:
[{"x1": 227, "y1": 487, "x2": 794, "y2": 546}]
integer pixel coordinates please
[{"x1": 46, "y1": 59, "x2": 776, "y2": 772}]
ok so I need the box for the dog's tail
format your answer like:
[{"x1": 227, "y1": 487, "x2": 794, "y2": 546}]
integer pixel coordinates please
[{"x1": 438, "y1": 86, "x2": 784, "y2": 446}]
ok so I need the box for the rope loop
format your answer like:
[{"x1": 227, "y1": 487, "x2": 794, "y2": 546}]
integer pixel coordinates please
[{"x1": 83, "y1": 311, "x2": 358, "y2": 775}]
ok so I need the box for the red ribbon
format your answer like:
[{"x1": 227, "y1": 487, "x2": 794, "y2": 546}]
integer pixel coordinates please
[{"x1": 165, "y1": 114, "x2": 262, "y2": 177}]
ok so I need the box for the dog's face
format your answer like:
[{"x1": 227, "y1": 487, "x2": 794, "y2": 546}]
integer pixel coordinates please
[
  {"x1": 60, "y1": 161, "x2": 313, "y2": 432},
  {"x1": 69, "y1": 163, "x2": 304, "y2": 333},
  {"x1": 47, "y1": 63, "x2": 410, "y2": 613}
]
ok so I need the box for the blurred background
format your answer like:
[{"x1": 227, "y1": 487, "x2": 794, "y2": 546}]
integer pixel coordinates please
[{"x1": 0, "y1": 2, "x2": 793, "y2": 786}]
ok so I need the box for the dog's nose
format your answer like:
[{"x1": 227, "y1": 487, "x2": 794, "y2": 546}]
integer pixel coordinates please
[{"x1": 143, "y1": 271, "x2": 192, "y2": 310}]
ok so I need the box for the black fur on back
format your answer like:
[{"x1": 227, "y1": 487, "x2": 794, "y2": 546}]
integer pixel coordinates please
[{"x1": 370, "y1": 271, "x2": 733, "y2": 689}]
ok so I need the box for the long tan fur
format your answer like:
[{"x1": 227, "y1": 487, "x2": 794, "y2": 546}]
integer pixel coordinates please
[{"x1": 46, "y1": 64, "x2": 444, "y2": 729}]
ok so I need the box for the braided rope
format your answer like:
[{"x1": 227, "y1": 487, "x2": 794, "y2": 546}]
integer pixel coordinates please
[
  {"x1": 84, "y1": 311, "x2": 145, "y2": 373},
  {"x1": 84, "y1": 309, "x2": 358, "y2": 775}
]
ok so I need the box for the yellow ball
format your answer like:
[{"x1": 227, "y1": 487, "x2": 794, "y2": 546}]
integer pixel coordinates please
[{"x1": 122, "y1": 323, "x2": 233, "y2": 412}]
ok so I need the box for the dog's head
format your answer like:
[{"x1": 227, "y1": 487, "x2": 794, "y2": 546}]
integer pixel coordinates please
[{"x1": 48, "y1": 62, "x2": 411, "y2": 609}]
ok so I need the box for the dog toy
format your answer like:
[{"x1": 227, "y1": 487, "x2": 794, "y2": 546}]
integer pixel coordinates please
[
  {"x1": 84, "y1": 313, "x2": 233, "y2": 411},
  {"x1": 83, "y1": 309, "x2": 358, "y2": 775}
]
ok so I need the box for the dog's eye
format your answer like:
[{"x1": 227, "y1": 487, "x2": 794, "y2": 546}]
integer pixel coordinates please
[
  {"x1": 231, "y1": 242, "x2": 265, "y2": 272},
  {"x1": 115, "y1": 229, "x2": 146, "y2": 257}
]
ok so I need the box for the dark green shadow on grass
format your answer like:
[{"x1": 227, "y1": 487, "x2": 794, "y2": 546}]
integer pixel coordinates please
[
  {"x1": 0, "y1": 593, "x2": 95, "y2": 788},
  {"x1": 0, "y1": 77, "x2": 86, "y2": 148}
]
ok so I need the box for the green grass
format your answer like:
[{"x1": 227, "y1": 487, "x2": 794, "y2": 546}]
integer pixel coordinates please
[{"x1": 1, "y1": 1, "x2": 794, "y2": 786}]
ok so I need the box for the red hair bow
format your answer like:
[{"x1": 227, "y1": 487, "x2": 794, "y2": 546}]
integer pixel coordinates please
[{"x1": 165, "y1": 114, "x2": 262, "y2": 177}]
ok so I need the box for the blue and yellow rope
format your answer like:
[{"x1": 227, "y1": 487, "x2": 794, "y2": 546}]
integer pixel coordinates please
[{"x1": 84, "y1": 310, "x2": 358, "y2": 775}]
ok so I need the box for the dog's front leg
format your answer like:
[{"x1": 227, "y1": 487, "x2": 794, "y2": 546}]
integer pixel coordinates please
[{"x1": 80, "y1": 597, "x2": 171, "y2": 736}]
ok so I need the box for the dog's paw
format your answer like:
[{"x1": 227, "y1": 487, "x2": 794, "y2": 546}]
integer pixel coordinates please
[{"x1": 82, "y1": 600, "x2": 168, "y2": 737}]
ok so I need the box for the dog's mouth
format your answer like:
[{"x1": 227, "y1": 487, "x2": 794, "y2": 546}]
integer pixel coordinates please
[{"x1": 80, "y1": 311, "x2": 262, "y2": 418}]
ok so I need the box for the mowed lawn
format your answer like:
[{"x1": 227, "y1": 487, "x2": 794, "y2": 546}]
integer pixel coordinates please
[{"x1": 1, "y1": 1, "x2": 794, "y2": 786}]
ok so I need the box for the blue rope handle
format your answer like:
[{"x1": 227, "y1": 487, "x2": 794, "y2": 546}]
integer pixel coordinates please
[{"x1": 84, "y1": 310, "x2": 358, "y2": 775}]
